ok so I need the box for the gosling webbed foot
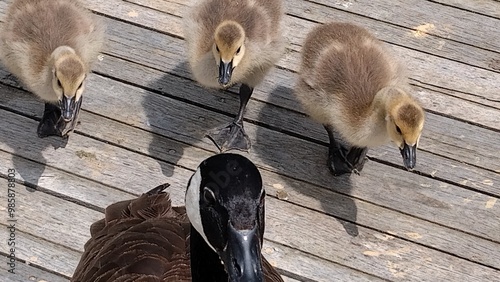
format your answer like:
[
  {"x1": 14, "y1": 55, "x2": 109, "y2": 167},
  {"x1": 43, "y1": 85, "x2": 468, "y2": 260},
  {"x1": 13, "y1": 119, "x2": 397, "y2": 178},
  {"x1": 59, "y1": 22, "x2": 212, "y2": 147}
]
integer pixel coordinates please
[
  {"x1": 327, "y1": 144, "x2": 358, "y2": 176},
  {"x1": 324, "y1": 124, "x2": 360, "y2": 176},
  {"x1": 346, "y1": 146, "x2": 369, "y2": 173},
  {"x1": 206, "y1": 121, "x2": 251, "y2": 152},
  {"x1": 37, "y1": 103, "x2": 62, "y2": 138}
]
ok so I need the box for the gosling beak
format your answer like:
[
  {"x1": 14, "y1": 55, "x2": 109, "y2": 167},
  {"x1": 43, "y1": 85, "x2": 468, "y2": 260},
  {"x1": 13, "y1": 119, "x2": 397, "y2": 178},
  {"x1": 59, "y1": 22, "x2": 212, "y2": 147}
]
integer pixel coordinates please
[
  {"x1": 218, "y1": 60, "x2": 233, "y2": 86},
  {"x1": 59, "y1": 95, "x2": 78, "y2": 122},
  {"x1": 220, "y1": 223, "x2": 263, "y2": 282},
  {"x1": 400, "y1": 143, "x2": 417, "y2": 169}
]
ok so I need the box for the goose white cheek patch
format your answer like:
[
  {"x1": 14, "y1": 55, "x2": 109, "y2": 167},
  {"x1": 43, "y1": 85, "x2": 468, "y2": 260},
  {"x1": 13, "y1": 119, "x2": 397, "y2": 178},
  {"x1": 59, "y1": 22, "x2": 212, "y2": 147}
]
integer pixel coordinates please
[{"x1": 185, "y1": 168, "x2": 216, "y2": 252}]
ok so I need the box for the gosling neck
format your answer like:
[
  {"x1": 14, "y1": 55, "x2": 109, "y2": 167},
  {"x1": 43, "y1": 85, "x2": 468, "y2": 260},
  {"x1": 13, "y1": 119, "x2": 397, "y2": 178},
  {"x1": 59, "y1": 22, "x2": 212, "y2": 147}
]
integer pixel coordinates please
[{"x1": 373, "y1": 86, "x2": 409, "y2": 119}]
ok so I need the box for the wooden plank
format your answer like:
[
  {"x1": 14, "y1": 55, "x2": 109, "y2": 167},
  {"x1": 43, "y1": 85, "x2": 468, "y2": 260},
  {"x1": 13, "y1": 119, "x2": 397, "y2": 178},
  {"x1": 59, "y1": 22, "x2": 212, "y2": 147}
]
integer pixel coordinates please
[
  {"x1": 1, "y1": 174, "x2": 499, "y2": 281},
  {"x1": 0, "y1": 179, "x2": 383, "y2": 281},
  {"x1": 0, "y1": 226, "x2": 80, "y2": 277},
  {"x1": 95, "y1": 8, "x2": 500, "y2": 128},
  {"x1": 131, "y1": 0, "x2": 500, "y2": 83},
  {"x1": 2, "y1": 71, "x2": 498, "y2": 270},
  {"x1": 1, "y1": 0, "x2": 499, "y2": 108},
  {"x1": 281, "y1": 0, "x2": 500, "y2": 109},
  {"x1": 0, "y1": 256, "x2": 69, "y2": 282},
  {"x1": 81, "y1": 75, "x2": 500, "y2": 242},
  {"x1": 309, "y1": 0, "x2": 500, "y2": 52},
  {"x1": 42, "y1": 13, "x2": 499, "y2": 172},
  {"x1": 89, "y1": 55, "x2": 500, "y2": 189},
  {"x1": 430, "y1": 0, "x2": 500, "y2": 19},
  {"x1": 78, "y1": 0, "x2": 500, "y2": 108},
  {"x1": 66, "y1": 97, "x2": 500, "y2": 269},
  {"x1": 1, "y1": 63, "x2": 500, "y2": 244}
]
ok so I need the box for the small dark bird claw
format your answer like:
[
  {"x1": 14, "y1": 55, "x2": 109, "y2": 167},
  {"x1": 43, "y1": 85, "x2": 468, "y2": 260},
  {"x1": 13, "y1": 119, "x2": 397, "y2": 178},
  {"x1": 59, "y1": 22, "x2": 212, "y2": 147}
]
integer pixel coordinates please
[
  {"x1": 206, "y1": 122, "x2": 251, "y2": 152},
  {"x1": 37, "y1": 103, "x2": 63, "y2": 138},
  {"x1": 327, "y1": 149, "x2": 354, "y2": 176},
  {"x1": 328, "y1": 145, "x2": 368, "y2": 176}
]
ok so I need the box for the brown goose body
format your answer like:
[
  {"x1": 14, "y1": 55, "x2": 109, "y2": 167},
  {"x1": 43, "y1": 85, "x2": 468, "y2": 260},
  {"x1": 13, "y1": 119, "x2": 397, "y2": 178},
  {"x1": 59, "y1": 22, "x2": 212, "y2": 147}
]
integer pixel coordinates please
[
  {"x1": 295, "y1": 22, "x2": 425, "y2": 174},
  {"x1": 71, "y1": 184, "x2": 282, "y2": 282}
]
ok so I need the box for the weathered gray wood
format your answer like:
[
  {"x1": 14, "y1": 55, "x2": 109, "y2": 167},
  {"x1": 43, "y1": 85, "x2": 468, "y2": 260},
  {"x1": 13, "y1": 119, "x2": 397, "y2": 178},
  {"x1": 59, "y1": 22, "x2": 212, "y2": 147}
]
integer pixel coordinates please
[
  {"x1": 309, "y1": 0, "x2": 500, "y2": 53},
  {"x1": 77, "y1": 0, "x2": 500, "y2": 108},
  {"x1": 1, "y1": 174, "x2": 499, "y2": 281},
  {"x1": 33, "y1": 11, "x2": 498, "y2": 172},
  {"x1": 88, "y1": 11, "x2": 500, "y2": 154},
  {"x1": 89, "y1": 57, "x2": 500, "y2": 180},
  {"x1": 3, "y1": 68, "x2": 497, "y2": 274},
  {"x1": 0, "y1": 179, "x2": 381, "y2": 281},
  {"x1": 1, "y1": 64, "x2": 499, "y2": 244},
  {"x1": 0, "y1": 258, "x2": 70, "y2": 282},
  {"x1": 130, "y1": 0, "x2": 500, "y2": 95},
  {"x1": 0, "y1": 226, "x2": 80, "y2": 277},
  {"x1": 0, "y1": 0, "x2": 499, "y2": 280},
  {"x1": 81, "y1": 75, "x2": 500, "y2": 242},
  {"x1": 431, "y1": 0, "x2": 500, "y2": 18}
]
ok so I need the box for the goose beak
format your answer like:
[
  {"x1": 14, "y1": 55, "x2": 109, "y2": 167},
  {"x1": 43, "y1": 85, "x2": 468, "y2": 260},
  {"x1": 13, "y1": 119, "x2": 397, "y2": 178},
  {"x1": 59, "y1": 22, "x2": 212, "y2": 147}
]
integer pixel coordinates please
[
  {"x1": 218, "y1": 60, "x2": 233, "y2": 86},
  {"x1": 59, "y1": 95, "x2": 78, "y2": 122},
  {"x1": 400, "y1": 143, "x2": 417, "y2": 169},
  {"x1": 221, "y1": 223, "x2": 263, "y2": 282}
]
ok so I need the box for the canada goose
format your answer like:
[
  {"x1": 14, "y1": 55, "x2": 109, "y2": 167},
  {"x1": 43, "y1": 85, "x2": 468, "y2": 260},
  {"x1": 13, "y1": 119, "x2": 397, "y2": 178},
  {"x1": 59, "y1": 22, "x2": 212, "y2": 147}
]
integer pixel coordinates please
[
  {"x1": 71, "y1": 154, "x2": 283, "y2": 282},
  {"x1": 0, "y1": 0, "x2": 104, "y2": 138},
  {"x1": 184, "y1": 0, "x2": 285, "y2": 152},
  {"x1": 295, "y1": 23, "x2": 425, "y2": 176}
]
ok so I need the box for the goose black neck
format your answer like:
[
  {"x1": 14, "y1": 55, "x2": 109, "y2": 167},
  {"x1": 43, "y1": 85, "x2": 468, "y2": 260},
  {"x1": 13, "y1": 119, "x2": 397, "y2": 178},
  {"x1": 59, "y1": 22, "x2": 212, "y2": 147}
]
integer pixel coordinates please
[{"x1": 190, "y1": 225, "x2": 228, "y2": 282}]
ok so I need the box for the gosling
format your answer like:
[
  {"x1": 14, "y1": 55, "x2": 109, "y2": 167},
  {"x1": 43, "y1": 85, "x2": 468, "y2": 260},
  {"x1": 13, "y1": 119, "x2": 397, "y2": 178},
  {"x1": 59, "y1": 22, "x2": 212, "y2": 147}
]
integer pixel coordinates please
[
  {"x1": 184, "y1": 0, "x2": 285, "y2": 152},
  {"x1": 294, "y1": 22, "x2": 425, "y2": 176},
  {"x1": 0, "y1": 0, "x2": 105, "y2": 138}
]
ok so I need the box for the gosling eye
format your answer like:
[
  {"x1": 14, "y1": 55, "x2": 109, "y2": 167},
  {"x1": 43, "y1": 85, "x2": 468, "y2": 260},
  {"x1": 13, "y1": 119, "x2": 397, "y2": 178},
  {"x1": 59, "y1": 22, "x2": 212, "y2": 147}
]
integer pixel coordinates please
[
  {"x1": 215, "y1": 45, "x2": 220, "y2": 53},
  {"x1": 236, "y1": 46, "x2": 241, "y2": 55},
  {"x1": 203, "y1": 187, "x2": 216, "y2": 205},
  {"x1": 57, "y1": 79, "x2": 62, "y2": 88},
  {"x1": 77, "y1": 81, "x2": 84, "y2": 90},
  {"x1": 396, "y1": 125, "x2": 402, "y2": 135}
]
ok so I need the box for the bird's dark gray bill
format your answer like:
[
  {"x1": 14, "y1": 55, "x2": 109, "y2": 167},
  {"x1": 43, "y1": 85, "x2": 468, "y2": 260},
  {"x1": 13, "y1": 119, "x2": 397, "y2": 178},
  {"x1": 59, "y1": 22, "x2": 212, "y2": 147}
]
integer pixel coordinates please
[
  {"x1": 221, "y1": 224, "x2": 263, "y2": 282},
  {"x1": 218, "y1": 60, "x2": 233, "y2": 86},
  {"x1": 400, "y1": 143, "x2": 417, "y2": 169},
  {"x1": 60, "y1": 96, "x2": 77, "y2": 122}
]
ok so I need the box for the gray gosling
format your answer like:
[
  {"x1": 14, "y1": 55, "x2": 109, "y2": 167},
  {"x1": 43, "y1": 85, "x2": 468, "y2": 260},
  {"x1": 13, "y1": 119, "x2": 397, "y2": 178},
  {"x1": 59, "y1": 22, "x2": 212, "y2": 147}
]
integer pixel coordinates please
[
  {"x1": 0, "y1": 0, "x2": 105, "y2": 137},
  {"x1": 294, "y1": 22, "x2": 425, "y2": 176},
  {"x1": 184, "y1": 0, "x2": 285, "y2": 152}
]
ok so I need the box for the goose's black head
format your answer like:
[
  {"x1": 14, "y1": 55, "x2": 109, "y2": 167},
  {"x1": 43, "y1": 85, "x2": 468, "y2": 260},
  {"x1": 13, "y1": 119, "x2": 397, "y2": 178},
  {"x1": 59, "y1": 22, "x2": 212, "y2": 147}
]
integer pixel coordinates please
[{"x1": 186, "y1": 153, "x2": 265, "y2": 282}]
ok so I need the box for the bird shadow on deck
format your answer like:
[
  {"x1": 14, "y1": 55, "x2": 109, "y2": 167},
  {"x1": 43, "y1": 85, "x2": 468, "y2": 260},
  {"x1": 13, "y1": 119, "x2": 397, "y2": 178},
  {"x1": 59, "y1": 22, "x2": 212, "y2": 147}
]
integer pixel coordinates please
[
  {"x1": 143, "y1": 62, "x2": 206, "y2": 180},
  {"x1": 0, "y1": 73, "x2": 68, "y2": 190},
  {"x1": 254, "y1": 85, "x2": 360, "y2": 237}
]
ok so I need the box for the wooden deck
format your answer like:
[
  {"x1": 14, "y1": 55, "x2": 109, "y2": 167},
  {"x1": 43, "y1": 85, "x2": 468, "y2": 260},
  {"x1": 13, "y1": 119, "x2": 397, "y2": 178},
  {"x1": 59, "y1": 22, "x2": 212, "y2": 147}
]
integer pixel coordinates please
[{"x1": 1, "y1": 0, "x2": 499, "y2": 281}]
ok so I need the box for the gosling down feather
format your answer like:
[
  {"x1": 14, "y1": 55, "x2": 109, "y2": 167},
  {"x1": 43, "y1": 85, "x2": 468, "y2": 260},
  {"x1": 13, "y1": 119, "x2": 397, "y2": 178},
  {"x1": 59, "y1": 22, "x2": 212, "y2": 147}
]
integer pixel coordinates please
[
  {"x1": 294, "y1": 22, "x2": 425, "y2": 176},
  {"x1": 71, "y1": 154, "x2": 283, "y2": 282},
  {"x1": 0, "y1": 0, "x2": 105, "y2": 138},
  {"x1": 184, "y1": 0, "x2": 285, "y2": 152}
]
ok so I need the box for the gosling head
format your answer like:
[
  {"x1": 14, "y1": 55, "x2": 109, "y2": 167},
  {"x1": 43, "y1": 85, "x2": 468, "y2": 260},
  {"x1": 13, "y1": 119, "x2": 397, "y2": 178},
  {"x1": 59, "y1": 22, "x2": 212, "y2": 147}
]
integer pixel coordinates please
[
  {"x1": 186, "y1": 153, "x2": 265, "y2": 282},
  {"x1": 386, "y1": 92, "x2": 425, "y2": 170},
  {"x1": 213, "y1": 21, "x2": 246, "y2": 87},
  {"x1": 51, "y1": 46, "x2": 86, "y2": 122}
]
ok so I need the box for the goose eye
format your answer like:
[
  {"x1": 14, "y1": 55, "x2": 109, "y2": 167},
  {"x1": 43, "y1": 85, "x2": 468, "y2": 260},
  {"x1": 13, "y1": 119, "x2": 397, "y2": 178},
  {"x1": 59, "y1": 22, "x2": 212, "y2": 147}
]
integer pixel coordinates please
[
  {"x1": 216, "y1": 45, "x2": 220, "y2": 53},
  {"x1": 236, "y1": 46, "x2": 241, "y2": 54},
  {"x1": 203, "y1": 187, "x2": 216, "y2": 205},
  {"x1": 396, "y1": 125, "x2": 402, "y2": 135}
]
